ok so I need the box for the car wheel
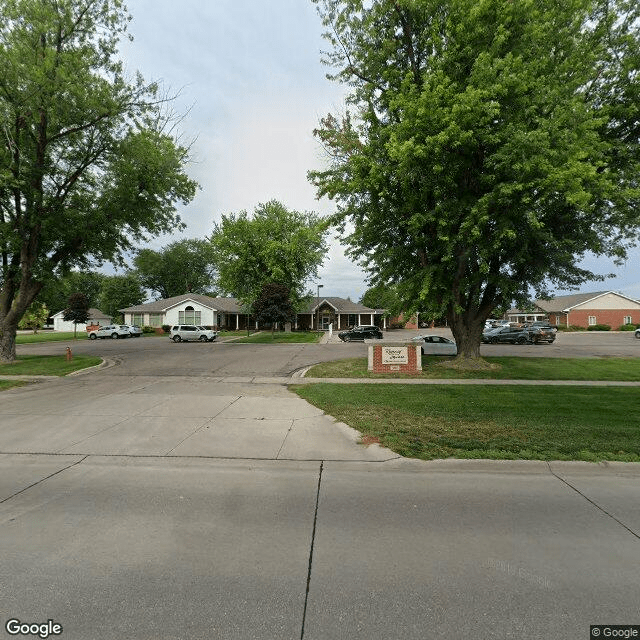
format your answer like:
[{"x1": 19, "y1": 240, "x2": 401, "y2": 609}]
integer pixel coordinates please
[
  {"x1": 89, "y1": 334, "x2": 97, "y2": 340},
  {"x1": 491, "y1": 337, "x2": 499, "y2": 344},
  {"x1": 111, "y1": 333, "x2": 119, "y2": 339},
  {"x1": 516, "y1": 336, "x2": 527, "y2": 345},
  {"x1": 345, "y1": 335, "x2": 352, "y2": 342},
  {"x1": 199, "y1": 335, "x2": 208, "y2": 342},
  {"x1": 172, "y1": 335, "x2": 182, "y2": 343}
]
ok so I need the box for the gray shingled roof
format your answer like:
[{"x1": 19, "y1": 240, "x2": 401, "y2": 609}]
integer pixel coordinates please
[
  {"x1": 301, "y1": 296, "x2": 379, "y2": 314},
  {"x1": 508, "y1": 290, "x2": 640, "y2": 314},
  {"x1": 121, "y1": 294, "x2": 381, "y2": 315},
  {"x1": 52, "y1": 307, "x2": 110, "y2": 319},
  {"x1": 120, "y1": 294, "x2": 243, "y2": 313}
]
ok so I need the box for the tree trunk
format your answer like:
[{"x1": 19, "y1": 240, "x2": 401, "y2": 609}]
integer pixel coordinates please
[
  {"x1": 449, "y1": 312, "x2": 486, "y2": 364},
  {"x1": 0, "y1": 317, "x2": 19, "y2": 363}
]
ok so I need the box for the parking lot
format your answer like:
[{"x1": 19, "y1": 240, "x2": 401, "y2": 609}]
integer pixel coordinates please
[{"x1": 15, "y1": 329, "x2": 639, "y2": 379}]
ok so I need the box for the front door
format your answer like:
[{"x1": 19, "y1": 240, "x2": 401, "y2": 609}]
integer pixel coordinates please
[{"x1": 321, "y1": 313, "x2": 332, "y2": 330}]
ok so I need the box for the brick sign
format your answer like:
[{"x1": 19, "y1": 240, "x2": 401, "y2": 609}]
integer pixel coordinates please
[
  {"x1": 381, "y1": 346, "x2": 408, "y2": 364},
  {"x1": 368, "y1": 342, "x2": 421, "y2": 374}
]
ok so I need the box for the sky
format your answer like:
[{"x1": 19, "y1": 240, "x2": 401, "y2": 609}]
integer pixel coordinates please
[{"x1": 115, "y1": 0, "x2": 640, "y2": 302}]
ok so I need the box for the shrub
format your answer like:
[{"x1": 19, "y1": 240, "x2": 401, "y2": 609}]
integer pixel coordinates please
[
  {"x1": 587, "y1": 324, "x2": 611, "y2": 331},
  {"x1": 142, "y1": 325, "x2": 155, "y2": 334},
  {"x1": 161, "y1": 324, "x2": 171, "y2": 333},
  {"x1": 618, "y1": 324, "x2": 636, "y2": 331}
]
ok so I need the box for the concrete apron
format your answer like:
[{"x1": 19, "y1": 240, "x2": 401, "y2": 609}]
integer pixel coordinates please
[{"x1": 0, "y1": 374, "x2": 396, "y2": 462}]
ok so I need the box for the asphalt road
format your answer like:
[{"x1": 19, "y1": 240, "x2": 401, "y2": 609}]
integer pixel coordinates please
[
  {"x1": 1, "y1": 331, "x2": 638, "y2": 640},
  {"x1": 15, "y1": 328, "x2": 640, "y2": 378}
]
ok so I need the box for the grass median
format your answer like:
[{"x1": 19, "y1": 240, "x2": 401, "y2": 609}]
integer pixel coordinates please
[
  {"x1": 0, "y1": 354, "x2": 102, "y2": 377},
  {"x1": 305, "y1": 356, "x2": 640, "y2": 381},
  {"x1": 291, "y1": 382, "x2": 640, "y2": 462}
]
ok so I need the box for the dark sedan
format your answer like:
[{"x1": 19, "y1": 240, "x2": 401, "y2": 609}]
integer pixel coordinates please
[
  {"x1": 482, "y1": 326, "x2": 531, "y2": 344},
  {"x1": 338, "y1": 325, "x2": 383, "y2": 341}
]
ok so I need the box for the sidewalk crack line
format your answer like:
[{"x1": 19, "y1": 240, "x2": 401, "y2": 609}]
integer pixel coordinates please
[
  {"x1": 300, "y1": 460, "x2": 323, "y2": 640},
  {"x1": 547, "y1": 463, "x2": 640, "y2": 541},
  {"x1": 1, "y1": 455, "x2": 89, "y2": 505}
]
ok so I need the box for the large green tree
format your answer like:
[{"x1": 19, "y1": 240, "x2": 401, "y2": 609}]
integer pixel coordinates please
[
  {"x1": 210, "y1": 200, "x2": 329, "y2": 307},
  {"x1": 38, "y1": 271, "x2": 106, "y2": 315},
  {"x1": 134, "y1": 238, "x2": 218, "y2": 299},
  {"x1": 310, "y1": 0, "x2": 640, "y2": 362},
  {"x1": 0, "y1": 0, "x2": 198, "y2": 362},
  {"x1": 98, "y1": 272, "x2": 145, "y2": 322}
]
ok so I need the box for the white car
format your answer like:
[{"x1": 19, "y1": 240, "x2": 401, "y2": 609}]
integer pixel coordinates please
[
  {"x1": 170, "y1": 325, "x2": 217, "y2": 342},
  {"x1": 87, "y1": 324, "x2": 132, "y2": 340},
  {"x1": 412, "y1": 334, "x2": 457, "y2": 356},
  {"x1": 635, "y1": 328, "x2": 640, "y2": 339},
  {"x1": 123, "y1": 324, "x2": 143, "y2": 337}
]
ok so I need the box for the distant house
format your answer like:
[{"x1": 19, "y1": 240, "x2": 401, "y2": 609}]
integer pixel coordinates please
[
  {"x1": 507, "y1": 291, "x2": 640, "y2": 328},
  {"x1": 121, "y1": 294, "x2": 246, "y2": 330},
  {"x1": 120, "y1": 294, "x2": 386, "y2": 331},
  {"x1": 51, "y1": 308, "x2": 111, "y2": 332}
]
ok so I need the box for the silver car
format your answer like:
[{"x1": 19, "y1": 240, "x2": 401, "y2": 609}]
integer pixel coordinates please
[
  {"x1": 170, "y1": 325, "x2": 217, "y2": 342},
  {"x1": 87, "y1": 324, "x2": 132, "y2": 340},
  {"x1": 412, "y1": 335, "x2": 457, "y2": 356}
]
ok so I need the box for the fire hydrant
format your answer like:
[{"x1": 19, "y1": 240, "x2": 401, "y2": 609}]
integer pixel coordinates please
[{"x1": 66, "y1": 347, "x2": 72, "y2": 361}]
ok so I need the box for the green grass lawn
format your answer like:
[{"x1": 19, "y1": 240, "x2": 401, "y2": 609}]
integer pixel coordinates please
[
  {"x1": 0, "y1": 380, "x2": 26, "y2": 391},
  {"x1": 305, "y1": 356, "x2": 640, "y2": 381},
  {"x1": 233, "y1": 331, "x2": 323, "y2": 344},
  {"x1": 0, "y1": 354, "x2": 102, "y2": 376},
  {"x1": 291, "y1": 383, "x2": 640, "y2": 462}
]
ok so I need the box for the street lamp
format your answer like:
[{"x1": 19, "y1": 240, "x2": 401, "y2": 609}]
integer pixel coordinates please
[{"x1": 316, "y1": 284, "x2": 324, "y2": 331}]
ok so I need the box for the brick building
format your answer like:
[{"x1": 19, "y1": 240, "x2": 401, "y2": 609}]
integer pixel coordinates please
[{"x1": 508, "y1": 291, "x2": 640, "y2": 328}]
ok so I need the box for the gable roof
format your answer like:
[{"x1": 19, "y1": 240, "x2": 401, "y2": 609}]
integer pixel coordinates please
[
  {"x1": 52, "y1": 307, "x2": 110, "y2": 320},
  {"x1": 535, "y1": 291, "x2": 640, "y2": 312},
  {"x1": 303, "y1": 296, "x2": 379, "y2": 314},
  {"x1": 120, "y1": 294, "x2": 243, "y2": 314}
]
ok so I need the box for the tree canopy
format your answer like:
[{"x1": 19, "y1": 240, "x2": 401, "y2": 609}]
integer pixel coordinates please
[
  {"x1": 0, "y1": 0, "x2": 198, "y2": 361},
  {"x1": 252, "y1": 282, "x2": 296, "y2": 333},
  {"x1": 98, "y1": 272, "x2": 145, "y2": 322},
  {"x1": 134, "y1": 238, "x2": 218, "y2": 300},
  {"x1": 310, "y1": 0, "x2": 640, "y2": 361},
  {"x1": 210, "y1": 200, "x2": 329, "y2": 307}
]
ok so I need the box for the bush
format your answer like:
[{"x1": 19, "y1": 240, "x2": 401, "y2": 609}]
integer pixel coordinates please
[
  {"x1": 587, "y1": 324, "x2": 611, "y2": 331},
  {"x1": 142, "y1": 326, "x2": 156, "y2": 334},
  {"x1": 618, "y1": 324, "x2": 636, "y2": 331},
  {"x1": 161, "y1": 324, "x2": 171, "y2": 333}
]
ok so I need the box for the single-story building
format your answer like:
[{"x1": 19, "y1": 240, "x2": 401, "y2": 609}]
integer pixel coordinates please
[
  {"x1": 51, "y1": 308, "x2": 111, "y2": 332},
  {"x1": 120, "y1": 294, "x2": 386, "y2": 331},
  {"x1": 298, "y1": 297, "x2": 386, "y2": 330},
  {"x1": 507, "y1": 291, "x2": 640, "y2": 328}
]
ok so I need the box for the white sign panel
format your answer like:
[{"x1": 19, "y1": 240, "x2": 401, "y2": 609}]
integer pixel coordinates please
[{"x1": 382, "y1": 346, "x2": 408, "y2": 365}]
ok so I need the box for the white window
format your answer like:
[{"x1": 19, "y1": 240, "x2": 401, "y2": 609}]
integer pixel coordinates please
[
  {"x1": 623, "y1": 316, "x2": 632, "y2": 325},
  {"x1": 132, "y1": 313, "x2": 144, "y2": 326},
  {"x1": 149, "y1": 313, "x2": 163, "y2": 327},
  {"x1": 179, "y1": 307, "x2": 201, "y2": 325},
  {"x1": 588, "y1": 316, "x2": 597, "y2": 326}
]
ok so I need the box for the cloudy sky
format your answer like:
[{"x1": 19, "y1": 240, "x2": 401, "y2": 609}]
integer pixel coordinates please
[{"x1": 117, "y1": 0, "x2": 640, "y2": 302}]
